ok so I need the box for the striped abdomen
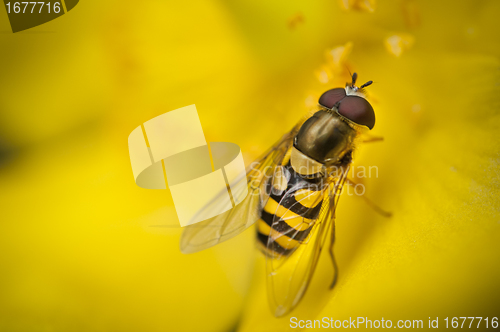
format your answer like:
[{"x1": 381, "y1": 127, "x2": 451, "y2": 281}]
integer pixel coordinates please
[{"x1": 257, "y1": 165, "x2": 324, "y2": 256}]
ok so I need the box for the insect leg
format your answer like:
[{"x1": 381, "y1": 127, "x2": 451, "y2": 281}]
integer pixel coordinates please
[
  {"x1": 328, "y1": 217, "x2": 338, "y2": 289},
  {"x1": 361, "y1": 135, "x2": 384, "y2": 143},
  {"x1": 346, "y1": 178, "x2": 392, "y2": 217}
]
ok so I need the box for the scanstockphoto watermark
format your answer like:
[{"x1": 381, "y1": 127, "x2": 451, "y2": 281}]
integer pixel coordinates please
[
  {"x1": 290, "y1": 316, "x2": 499, "y2": 329},
  {"x1": 247, "y1": 161, "x2": 379, "y2": 197},
  {"x1": 290, "y1": 317, "x2": 424, "y2": 329}
]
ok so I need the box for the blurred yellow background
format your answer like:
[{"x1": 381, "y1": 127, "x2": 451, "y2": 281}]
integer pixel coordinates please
[{"x1": 0, "y1": 0, "x2": 499, "y2": 331}]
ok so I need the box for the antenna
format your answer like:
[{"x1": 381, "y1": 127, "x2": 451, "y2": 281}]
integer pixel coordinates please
[{"x1": 360, "y1": 80, "x2": 373, "y2": 89}]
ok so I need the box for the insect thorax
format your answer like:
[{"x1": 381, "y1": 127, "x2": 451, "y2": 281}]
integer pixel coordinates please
[{"x1": 292, "y1": 111, "x2": 357, "y2": 177}]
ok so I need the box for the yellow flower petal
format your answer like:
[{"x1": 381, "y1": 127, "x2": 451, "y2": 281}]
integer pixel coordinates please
[
  {"x1": 2, "y1": 0, "x2": 500, "y2": 331},
  {"x1": 338, "y1": 0, "x2": 377, "y2": 13}
]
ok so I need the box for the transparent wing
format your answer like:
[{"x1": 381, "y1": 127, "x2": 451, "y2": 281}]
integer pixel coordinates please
[
  {"x1": 265, "y1": 166, "x2": 349, "y2": 317},
  {"x1": 180, "y1": 127, "x2": 300, "y2": 254}
]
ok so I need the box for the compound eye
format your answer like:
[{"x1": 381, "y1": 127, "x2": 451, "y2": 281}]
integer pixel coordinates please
[
  {"x1": 338, "y1": 96, "x2": 376, "y2": 129},
  {"x1": 318, "y1": 88, "x2": 347, "y2": 109}
]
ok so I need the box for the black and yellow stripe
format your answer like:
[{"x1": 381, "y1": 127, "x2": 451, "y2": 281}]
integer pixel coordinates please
[{"x1": 257, "y1": 165, "x2": 324, "y2": 256}]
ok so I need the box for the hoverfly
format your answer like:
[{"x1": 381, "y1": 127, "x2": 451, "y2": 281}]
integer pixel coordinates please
[{"x1": 180, "y1": 73, "x2": 377, "y2": 317}]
